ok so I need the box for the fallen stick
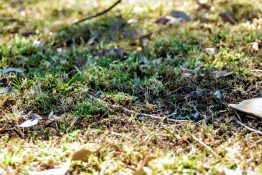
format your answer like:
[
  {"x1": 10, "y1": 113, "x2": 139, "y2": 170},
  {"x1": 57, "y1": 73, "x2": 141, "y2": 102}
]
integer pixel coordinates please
[
  {"x1": 234, "y1": 118, "x2": 262, "y2": 135},
  {"x1": 88, "y1": 94, "x2": 186, "y2": 123},
  {"x1": 191, "y1": 134, "x2": 218, "y2": 157},
  {"x1": 73, "y1": 0, "x2": 122, "y2": 25},
  {"x1": 234, "y1": 112, "x2": 262, "y2": 135}
]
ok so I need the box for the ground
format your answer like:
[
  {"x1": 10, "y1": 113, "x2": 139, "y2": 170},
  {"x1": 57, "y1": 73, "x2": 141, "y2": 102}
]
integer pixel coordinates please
[{"x1": 0, "y1": 0, "x2": 262, "y2": 174}]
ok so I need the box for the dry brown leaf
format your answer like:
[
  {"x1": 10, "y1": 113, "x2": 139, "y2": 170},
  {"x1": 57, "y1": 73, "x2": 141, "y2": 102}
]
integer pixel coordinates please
[{"x1": 229, "y1": 98, "x2": 262, "y2": 119}]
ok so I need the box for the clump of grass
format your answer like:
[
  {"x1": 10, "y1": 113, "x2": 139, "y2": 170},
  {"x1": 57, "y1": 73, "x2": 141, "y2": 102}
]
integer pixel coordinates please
[
  {"x1": 73, "y1": 99, "x2": 106, "y2": 118},
  {"x1": 102, "y1": 92, "x2": 135, "y2": 106}
]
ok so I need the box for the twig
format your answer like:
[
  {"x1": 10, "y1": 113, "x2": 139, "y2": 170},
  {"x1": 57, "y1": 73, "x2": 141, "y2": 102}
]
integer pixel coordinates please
[
  {"x1": 88, "y1": 94, "x2": 185, "y2": 123},
  {"x1": 191, "y1": 134, "x2": 218, "y2": 157},
  {"x1": 250, "y1": 69, "x2": 262, "y2": 72},
  {"x1": 234, "y1": 112, "x2": 262, "y2": 135},
  {"x1": 234, "y1": 118, "x2": 262, "y2": 135},
  {"x1": 73, "y1": 0, "x2": 122, "y2": 25}
]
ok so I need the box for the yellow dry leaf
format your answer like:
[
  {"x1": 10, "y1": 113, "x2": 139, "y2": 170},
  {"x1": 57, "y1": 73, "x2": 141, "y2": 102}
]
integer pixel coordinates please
[{"x1": 70, "y1": 148, "x2": 93, "y2": 161}]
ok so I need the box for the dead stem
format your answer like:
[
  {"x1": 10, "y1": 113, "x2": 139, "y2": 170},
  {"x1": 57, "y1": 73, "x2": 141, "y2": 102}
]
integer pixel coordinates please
[
  {"x1": 234, "y1": 112, "x2": 262, "y2": 135},
  {"x1": 73, "y1": 0, "x2": 122, "y2": 25},
  {"x1": 87, "y1": 94, "x2": 186, "y2": 123},
  {"x1": 234, "y1": 119, "x2": 262, "y2": 135},
  {"x1": 191, "y1": 134, "x2": 218, "y2": 157}
]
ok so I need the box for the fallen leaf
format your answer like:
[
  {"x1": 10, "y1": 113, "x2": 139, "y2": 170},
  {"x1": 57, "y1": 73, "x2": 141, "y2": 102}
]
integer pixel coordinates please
[
  {"x1": 166, "y1": 16, "x2": 185, "y2": 24},
  {"x1": 155, "y1": 16, "x2": 185, "y2": 25},
  {"x1": 229, "y1": 98, "x2": 262, "y2": 119},
  {"x1": 170, "y1": 10, "x2": 191, "y2": 21},
  {"x1": 213, "y1": 70, "x2": 233, "y2": 78},
  {"x1": 70, "y1": 148, "x2": 93, "y2": 161},
  {"x1": 0, "y1": 68, "x2": 26, "y2": 75},
  {"x1": 18, "y1": 119, "x2": 39, "y2": 128}
]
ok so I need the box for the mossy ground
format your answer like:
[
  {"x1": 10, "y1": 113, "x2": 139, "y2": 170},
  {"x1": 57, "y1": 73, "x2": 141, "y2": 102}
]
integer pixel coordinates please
[{"x1": 0, "y1": 0, "x2": 261, "y2": 174}]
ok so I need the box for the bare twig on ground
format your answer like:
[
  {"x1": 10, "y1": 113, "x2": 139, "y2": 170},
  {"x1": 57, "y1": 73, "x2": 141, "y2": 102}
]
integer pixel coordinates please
[
  {"x1": 191, "y1": 134, "x2": 218, "y2": 157},
  {"x1": 73, "y1": 0, "x2": 122, "y2": 25},
  {"x1": 87, "y1": 94, "x2": 186, "y2": 123},
  {"x1": 234, "y1": 112, "x2": 262, "y2": 135},
  {"x1": 234, "y1": 118, "x2": 262, "y2": 135}
]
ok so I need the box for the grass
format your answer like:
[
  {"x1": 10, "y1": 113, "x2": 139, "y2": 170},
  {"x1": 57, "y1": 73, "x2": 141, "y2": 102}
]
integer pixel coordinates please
[{"x1": 0, "y1": 0, "x2": 262, "y2": 174}]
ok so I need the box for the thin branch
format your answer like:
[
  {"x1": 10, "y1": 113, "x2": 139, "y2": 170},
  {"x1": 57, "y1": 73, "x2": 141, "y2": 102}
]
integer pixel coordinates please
[
  {"x1": 234, "y1": 112, "x2": 262, "y2": 135},
  {"x1": 234, "y1": 118, "x2": 262, "y2": 135},
  {"x1": 191, "y1": 134, "x2": 218, "y2": 157},
  {"x1": 88, "y1": 94, "x2": 186, "y2": 123},
  {"x1": 73, "y1": 0, "x2": 122, "y2": 25}
]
